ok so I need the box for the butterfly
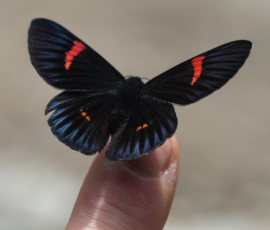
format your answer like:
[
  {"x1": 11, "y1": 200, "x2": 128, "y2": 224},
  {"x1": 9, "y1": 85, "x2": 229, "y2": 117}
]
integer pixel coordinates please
[{"x1": 28, "y1": 18, "x2": 252, "y2": 160}]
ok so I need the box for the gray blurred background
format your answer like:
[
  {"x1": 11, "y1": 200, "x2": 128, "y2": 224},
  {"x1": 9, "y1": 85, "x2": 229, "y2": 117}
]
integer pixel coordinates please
[{"x1": 0, "y1": 0, "x2": 269, "y2": 229}]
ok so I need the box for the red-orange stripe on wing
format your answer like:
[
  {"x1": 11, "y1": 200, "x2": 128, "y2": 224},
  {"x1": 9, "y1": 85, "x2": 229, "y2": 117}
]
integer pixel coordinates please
[
  {"x1": 191, "y1": 56, "x2": 205, "y2": 85},
  {"x1": 65, "y1": 40, "x2": 86, "y2": 70}
]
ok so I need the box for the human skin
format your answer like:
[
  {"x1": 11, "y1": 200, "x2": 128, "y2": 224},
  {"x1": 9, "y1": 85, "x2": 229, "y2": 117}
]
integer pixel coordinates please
[{"x1": 66, "y1": 136, "x2": 180, "y2": 230}]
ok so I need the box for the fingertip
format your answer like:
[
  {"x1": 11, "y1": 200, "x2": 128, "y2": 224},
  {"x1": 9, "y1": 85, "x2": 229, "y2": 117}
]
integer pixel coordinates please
[{"x1": 126, "y1": 136, "x2": 180, "y2": 177}]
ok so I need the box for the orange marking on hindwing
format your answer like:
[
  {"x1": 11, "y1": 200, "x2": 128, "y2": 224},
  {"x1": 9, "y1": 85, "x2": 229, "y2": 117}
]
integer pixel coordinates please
[
  {"x1": 136, "y1": 122, "x2": 152, "y2": 132},
  {"x1": 191, "y1": 56, "x2": 206, "y2": 85},
  {"x1": 80, "y1": 109, "x2": 91, "y2": 121},
  {"x1": 65, "y1": 40, "x2": 86, "y2": 70},
  {"x1": 143, "y1": 124, "x2": 149, "y2": 128}
]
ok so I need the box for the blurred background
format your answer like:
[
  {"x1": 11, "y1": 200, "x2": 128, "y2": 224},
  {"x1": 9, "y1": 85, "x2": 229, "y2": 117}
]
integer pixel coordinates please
[{"x1": 0, "y1": 0, "x2": 269, "y2": 229}]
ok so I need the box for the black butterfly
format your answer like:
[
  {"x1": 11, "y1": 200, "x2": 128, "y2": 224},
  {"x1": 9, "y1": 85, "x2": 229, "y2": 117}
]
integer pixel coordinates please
[{"x1": 28, "y1": 18, "x2": 252, "y2": 160}]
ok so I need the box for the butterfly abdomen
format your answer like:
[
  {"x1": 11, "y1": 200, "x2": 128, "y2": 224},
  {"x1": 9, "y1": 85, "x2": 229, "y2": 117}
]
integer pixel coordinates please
[{"x1": 107, "y1": 77, "x2": 144, "y2": 134}]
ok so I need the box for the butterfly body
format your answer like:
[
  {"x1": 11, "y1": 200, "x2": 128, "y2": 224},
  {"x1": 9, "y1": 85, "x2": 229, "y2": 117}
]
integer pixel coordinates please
[{"x1": 28, "y1": 18, "x2": 252, "y2": 160}]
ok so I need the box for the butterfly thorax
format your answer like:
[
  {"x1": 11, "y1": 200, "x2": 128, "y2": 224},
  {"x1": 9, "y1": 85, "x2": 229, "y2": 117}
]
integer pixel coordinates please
[{"x1": 117, "y1": 76, "x2": 144, "y2": 104}]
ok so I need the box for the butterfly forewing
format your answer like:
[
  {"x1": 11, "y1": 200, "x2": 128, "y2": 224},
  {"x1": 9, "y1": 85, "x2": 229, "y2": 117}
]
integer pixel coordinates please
[
  {"x1": 143, "y1": 40, "x2": 252, "y2": 105},
  {"x1": 28, "y1": 18, "x2": 125, "y2": 90}
]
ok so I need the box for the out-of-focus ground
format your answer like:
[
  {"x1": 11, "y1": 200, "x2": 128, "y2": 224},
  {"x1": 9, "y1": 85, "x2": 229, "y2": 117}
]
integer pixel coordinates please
[{"x1": 0, "y1": 1, "x2": 269, "y2": 229}]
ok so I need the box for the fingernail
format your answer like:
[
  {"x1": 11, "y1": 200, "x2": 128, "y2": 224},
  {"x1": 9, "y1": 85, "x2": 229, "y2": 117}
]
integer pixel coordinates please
[{"x1": 125, "y1": 138, "x2": 176, "y2": 177}]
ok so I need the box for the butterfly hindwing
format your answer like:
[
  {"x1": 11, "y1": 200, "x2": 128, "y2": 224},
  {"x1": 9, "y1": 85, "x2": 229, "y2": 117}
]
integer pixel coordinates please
[
  {"x1": 106, "y1": 95, "x2": 177, "y2": 160},
  {"x1": 28, "y1": 18, "x2": 124, "y2": 90},
  {"x1": 47, "y1": 91, "x2": 118, "y2": 154},
  {"x1": 144, "y1": 40, "x2": 252, "y2": 105}
]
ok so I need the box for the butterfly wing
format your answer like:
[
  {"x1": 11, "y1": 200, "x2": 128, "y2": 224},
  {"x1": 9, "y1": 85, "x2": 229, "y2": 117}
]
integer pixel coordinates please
[
  {"x1": 28, "y1": 18, "x2": 125, "y2": 90},
  {"x1": 105, "y1": 95, "x2": 177, "y2": 160},
  {"x1": 46, "y1": 91, "x2": 118, "y2": 154},
  {"x1": 143, "y1": 40, "x2": 252, "y2": 105}
]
